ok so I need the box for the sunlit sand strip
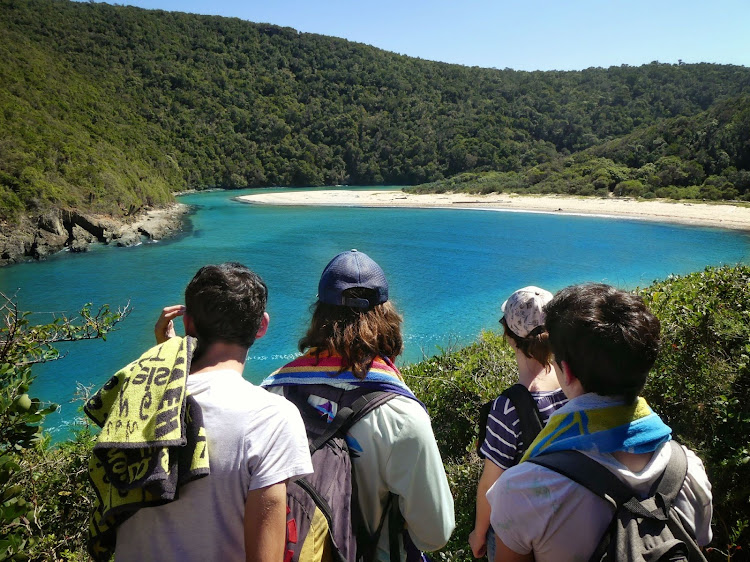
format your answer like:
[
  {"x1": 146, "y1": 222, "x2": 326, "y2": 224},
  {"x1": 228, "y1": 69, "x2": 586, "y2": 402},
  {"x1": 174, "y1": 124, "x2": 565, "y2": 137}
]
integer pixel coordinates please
[{"x1": 235, "y1": 190, "x2": 750, "y2": 232}]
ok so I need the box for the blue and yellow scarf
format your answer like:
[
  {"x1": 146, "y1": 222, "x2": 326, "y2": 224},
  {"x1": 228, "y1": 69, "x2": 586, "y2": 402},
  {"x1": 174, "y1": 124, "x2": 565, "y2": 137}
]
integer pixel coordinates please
[{"x1": 521, "y1": 393, "x2": 672, "y2": 462}]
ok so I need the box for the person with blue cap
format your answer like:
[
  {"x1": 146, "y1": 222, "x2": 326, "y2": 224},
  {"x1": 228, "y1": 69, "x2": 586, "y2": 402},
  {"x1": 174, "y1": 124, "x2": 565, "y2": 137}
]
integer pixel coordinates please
[{"x1": 262, "y1": 250, "x2": 455, "y2": 561}]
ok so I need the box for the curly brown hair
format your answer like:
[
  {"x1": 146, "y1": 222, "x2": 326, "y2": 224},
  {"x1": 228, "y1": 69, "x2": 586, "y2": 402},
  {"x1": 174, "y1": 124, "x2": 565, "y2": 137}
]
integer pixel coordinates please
[
  {"x1": 185, "y1": 262, "x2": 267, "y2": 348},
  {"x1": 299, "y1": 288, "x2": 403, "y2": 379}
]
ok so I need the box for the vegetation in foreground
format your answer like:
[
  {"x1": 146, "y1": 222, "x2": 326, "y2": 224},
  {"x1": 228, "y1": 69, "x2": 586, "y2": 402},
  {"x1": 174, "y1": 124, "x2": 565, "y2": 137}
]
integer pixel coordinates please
[
  {"x1": 2, "y1": 0, "x2": 750, "y2": 221},
  {"x1": 2, "y1": 266, "x2": 749, "y2": 560},
  {"x1": 0, "y1": 293, "x2": 128, "y2": 561},
  {"x1": 403, "y1": 265, "x2": 750, "y2": 561}
]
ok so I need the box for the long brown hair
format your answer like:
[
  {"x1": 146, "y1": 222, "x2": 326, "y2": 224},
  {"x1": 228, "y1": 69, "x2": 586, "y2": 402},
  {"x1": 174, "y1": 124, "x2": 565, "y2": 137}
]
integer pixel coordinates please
[
  {"x1": 299, "y1": 288, "x2": 403, "y2": 379},
  {"x1": 501, "y1": 317, "x2": 553, "y2": 369}
]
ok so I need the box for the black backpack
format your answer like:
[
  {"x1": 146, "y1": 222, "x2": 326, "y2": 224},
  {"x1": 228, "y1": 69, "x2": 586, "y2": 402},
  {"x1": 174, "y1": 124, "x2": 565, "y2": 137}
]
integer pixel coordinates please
[
  {"x1": 280, "y1": 384, "x2": 400, "y2": 562},
  {"x1": 527, "y1": 440, "x2": 708, "y2": 562},
  {"x1": 476, "y1": 383, "x2": 544, "y2": 462}
]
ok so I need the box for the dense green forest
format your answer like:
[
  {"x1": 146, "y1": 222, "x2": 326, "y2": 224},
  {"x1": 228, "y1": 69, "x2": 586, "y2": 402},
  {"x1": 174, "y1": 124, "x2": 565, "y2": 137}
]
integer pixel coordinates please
[
  {"x1": 408, "y1": 94, "x2": 750, "y2": 200},
  {"x1": 2, "y1": 266, "x2": 748, "y2": 560},
  {"x1": 2, "y1": 0, "x2": 750, "y2": 221}
]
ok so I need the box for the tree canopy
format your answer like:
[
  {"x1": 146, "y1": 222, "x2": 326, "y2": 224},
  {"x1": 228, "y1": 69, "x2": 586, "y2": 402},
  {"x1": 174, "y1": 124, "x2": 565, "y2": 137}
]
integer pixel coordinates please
[{"x1": 2, "y1": 0, "x2": 750, "y2": 220}]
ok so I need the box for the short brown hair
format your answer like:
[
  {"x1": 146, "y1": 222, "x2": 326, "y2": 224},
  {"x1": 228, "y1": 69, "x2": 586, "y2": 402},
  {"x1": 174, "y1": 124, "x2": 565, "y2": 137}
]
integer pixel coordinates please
[
  {"x1": 544, "y1": 283, "x2": 661, "y2": 403},
  {"x1": 299, "y1": 288, "x2": 403, "y2": 379},
  {"x1": 185, "y1": 262, "x2": 267, "y2": 348}
]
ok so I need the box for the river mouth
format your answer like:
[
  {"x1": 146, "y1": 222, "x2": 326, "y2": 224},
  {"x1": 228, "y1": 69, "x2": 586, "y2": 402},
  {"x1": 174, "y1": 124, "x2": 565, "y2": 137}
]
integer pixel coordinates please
[{"x1": 3, "y1": 187, "x2": 749, "y2": 440}]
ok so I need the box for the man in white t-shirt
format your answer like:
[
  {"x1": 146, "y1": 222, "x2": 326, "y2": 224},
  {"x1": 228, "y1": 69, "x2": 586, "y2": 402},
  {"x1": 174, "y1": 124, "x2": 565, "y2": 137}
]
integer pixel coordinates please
[
  {"x1": 115, "y1": 263, "x2": 313, "y2": 561},
  {"x1": 487, "y1": 283, "x2": 713, "y2": 562}
]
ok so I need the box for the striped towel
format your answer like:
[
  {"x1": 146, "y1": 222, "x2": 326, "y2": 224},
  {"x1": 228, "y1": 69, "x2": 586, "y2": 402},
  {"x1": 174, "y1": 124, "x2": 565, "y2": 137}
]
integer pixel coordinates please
[
  {"x1": 261, "y1": 350, "x2": 424, "y2": 408},
  {"x1": 521, "y1": 393, "x2": 672, "y2": 462}
]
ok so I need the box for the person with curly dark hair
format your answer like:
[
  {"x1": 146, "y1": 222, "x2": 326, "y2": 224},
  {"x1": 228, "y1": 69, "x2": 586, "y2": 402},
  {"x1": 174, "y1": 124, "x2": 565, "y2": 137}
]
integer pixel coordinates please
[
  {"x1": 98, "y1": 263, "x2": 313, "y2": 562},
  {"x1": 487, "y1": 283, "x2": 713, "y2": 562}
]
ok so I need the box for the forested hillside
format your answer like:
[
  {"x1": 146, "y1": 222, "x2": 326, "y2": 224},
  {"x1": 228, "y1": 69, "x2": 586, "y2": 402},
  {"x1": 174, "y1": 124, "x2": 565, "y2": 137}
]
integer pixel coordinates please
[
  {"x1": 2, "y1": 0, "x2": 750, "y2": 221},
  {"x1": 409, "y1": 94, "x2": 750, "y2": 200}
]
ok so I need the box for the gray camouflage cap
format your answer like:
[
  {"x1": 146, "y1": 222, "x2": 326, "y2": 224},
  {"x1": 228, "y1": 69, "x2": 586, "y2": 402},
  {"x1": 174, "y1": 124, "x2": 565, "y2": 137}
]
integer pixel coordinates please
[{"x1": 501, "y1": 286, "x2": 554, "y2": 337}]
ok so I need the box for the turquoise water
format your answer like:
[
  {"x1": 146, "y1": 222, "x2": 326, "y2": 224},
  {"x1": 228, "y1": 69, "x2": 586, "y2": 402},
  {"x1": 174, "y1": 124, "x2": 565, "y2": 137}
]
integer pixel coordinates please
[{"x1": 2, "y1": 187, "x2": 749, "y2": 437}]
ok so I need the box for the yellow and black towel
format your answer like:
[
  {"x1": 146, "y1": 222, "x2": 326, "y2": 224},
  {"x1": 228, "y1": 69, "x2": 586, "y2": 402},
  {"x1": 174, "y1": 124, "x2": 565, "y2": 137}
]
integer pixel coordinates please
[{"x1": 84, "y1": 336, "x2": 210, "y2": 561}]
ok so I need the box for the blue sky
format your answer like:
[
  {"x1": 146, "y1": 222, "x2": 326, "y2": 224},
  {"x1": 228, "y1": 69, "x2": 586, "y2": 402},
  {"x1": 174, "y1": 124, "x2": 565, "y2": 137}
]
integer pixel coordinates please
[{"x1": 95, "y1": 0, "x2": 749, "y2": 71}]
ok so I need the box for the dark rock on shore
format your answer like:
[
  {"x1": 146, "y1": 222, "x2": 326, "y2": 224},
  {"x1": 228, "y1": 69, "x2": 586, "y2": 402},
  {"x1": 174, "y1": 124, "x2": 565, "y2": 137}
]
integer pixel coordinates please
[{"x1": 0, "y1": 203, "x2": 189, "y2": 267}]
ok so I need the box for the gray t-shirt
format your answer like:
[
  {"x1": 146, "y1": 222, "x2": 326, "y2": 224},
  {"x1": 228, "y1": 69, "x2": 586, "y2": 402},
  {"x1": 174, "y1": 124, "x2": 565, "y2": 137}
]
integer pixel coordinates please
[{"x1": 116, "y1": 369, "x2": 313, "y2": 561}]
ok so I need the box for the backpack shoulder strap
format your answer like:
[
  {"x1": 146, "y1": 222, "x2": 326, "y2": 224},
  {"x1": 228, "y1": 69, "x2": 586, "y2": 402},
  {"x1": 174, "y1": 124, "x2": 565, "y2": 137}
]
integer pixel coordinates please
[
  {"x1": 654, "y1": 441, "x2": 688, "y2": 507},
  {"x1": 476, "y1": 399, "x2": 494, "y2": 458},
  {"x1": 529, "y1": 443, "x2": 705, "y2": 562},
  {"x1": 527, "y1": 449, "x2": 634, "y2": 508},
  {"x1": 528, "y1": 441, "x2": 688, "y2": 513},
  {"x1": 309, "y1": 389, "x2": 396, "y2": 453},
  {"x1": 502, "y1": 383, "x2": 544, "y2": 453}
]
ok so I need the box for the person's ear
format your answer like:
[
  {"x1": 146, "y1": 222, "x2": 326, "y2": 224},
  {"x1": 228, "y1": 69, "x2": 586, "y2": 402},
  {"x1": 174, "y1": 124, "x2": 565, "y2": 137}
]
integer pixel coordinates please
[
  {"x1": 182, "y1": 313, "x2": 198, "y2": 337},
  {"x1": 560, "y1": 360, "x2": 575, "y2": 385},
  {"x1": 560, "y1": 360, "x2": 586, "y2": 397},
  {"x1": 255, "y1": 312, "x2": 270, "y2": 340}
]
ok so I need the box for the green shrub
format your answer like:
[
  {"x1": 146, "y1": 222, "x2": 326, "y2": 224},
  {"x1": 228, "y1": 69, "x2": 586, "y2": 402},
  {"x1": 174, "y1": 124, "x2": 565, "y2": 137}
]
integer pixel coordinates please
[
  {"x1": 15, "y1": 422, "x2": 97, "y2": 562},
  {"x1": 614, "y1": 179, "x2": 645, "y2": 197},
  {"x1": 0, "y1": 293, "x2": 128, "y2": 561},
  {"x1": 403, "y1": 266, "x2": 749, "y2": 560},
  {"x1": 638, "y1": 266, "x2": 750, "y2": 558},
  {"x1": 403, "y1": 331, "x2": 516, "y2": 559}
]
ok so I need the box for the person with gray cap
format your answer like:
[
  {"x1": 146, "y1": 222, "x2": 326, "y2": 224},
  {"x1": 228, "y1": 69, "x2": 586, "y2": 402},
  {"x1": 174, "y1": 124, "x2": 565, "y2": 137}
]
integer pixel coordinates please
[
  {"x1": 262, "y1": 250, "x2": 455, "y2": 561},
  {"x1": 469, "y1": 286, "x2": 567, "y2": 560}
]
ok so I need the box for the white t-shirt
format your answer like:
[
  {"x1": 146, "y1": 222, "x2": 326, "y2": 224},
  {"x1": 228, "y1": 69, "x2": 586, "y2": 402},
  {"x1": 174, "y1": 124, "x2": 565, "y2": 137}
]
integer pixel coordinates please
[
  {"x1": 487, "y1": 441, "x2": 713, "y2": 562},
  {"x1": 116, "y1": 369, "x2": 313, "y2": 562}
]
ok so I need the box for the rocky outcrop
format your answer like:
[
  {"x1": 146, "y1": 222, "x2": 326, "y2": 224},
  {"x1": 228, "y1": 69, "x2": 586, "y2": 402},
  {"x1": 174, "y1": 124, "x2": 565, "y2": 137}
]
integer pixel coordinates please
[
  {"x1": 0, "y1": 203, "x2": 190, "y2": 267},
  {"x1": 70, "y1": 224, "x2": 97, "y2": 253}
]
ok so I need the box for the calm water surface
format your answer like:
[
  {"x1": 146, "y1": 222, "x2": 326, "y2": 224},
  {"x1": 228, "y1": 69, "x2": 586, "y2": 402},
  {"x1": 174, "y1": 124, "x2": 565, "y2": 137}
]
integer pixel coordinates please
[{"x1": 1, "y1": 187, "x2": 748, "y2": 436}]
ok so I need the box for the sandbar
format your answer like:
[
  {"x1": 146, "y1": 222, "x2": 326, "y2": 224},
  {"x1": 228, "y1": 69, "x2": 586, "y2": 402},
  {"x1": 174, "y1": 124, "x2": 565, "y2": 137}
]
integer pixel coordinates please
[{"x1": 235, "y1": 190, "x2": 750, "y2": 233}]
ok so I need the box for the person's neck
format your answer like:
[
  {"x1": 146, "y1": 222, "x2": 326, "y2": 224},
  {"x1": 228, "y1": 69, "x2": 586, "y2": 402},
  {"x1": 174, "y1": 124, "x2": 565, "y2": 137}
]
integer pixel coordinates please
[
  {"x1": 612, "y1": 450, "x2": 654, "y2": 473},
  {"x1": 516, "y1": 350, "x2": 559, "y2": 392},
  {"x1": 190, "y1": 341, "x2": 248, "y2": 375}
]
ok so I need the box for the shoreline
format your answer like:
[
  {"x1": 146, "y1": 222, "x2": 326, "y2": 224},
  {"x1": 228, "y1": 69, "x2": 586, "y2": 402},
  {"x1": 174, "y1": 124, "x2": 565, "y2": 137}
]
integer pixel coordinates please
[
  {"x1": 235, "y1": 190, "x2": 750, "y2": 233},
  {"x1": 0, "y1": 202, "x2": 191, "y2": 267}
]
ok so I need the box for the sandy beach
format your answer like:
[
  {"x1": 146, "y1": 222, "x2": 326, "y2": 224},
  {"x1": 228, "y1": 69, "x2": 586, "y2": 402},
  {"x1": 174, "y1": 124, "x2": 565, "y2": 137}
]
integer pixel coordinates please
[{"x1": 236, "y1": 190, "x2": 750, "y2": 232}]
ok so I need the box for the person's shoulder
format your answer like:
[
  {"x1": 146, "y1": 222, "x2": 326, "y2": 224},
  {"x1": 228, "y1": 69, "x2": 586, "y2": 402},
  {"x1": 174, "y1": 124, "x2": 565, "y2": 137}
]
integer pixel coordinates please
[
  {"x1": 191, "y1": 372, "x2": 296, "y2": 413},
  {"x1": 380, "y1": 394, "x2": 427, "y2": 412},
  {"x1": 488, "y1": 461, "x2": 585, "y2": 520},
  {"x1": 488, "y1": 393, "x2": 514, "y2": 417},
  {"x1": 360, "y1": 395, "x2": 433, "y2": 439},
  {"x1": 502, "y1": 459, "x2": 583, "y2": 492},
  {"x1": 680, "y1": 443, "x2": 707, "y2": 470},
  {"x1": 677, "y1": 443, "x2": 712, "y2": 494}
]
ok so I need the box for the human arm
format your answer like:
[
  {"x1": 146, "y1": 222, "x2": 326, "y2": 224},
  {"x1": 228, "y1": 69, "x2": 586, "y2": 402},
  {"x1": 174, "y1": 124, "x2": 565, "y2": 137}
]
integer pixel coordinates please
[
  {"x1": 469, "y1": 459, "x2": 505, "y2": 557},
  {"x1": 383, "y1": 403, "x2": 455, "y2": 552},
  {"x1": 243, "y1": 481, "x2": 288, "y2": 562},
  {"x1": 677, "y1": 445, "x2": 713, "y2": 546},
  {"x1": 495, "y1": 538, "x2": 534, "y2": 562},
  {"x1": 154, "y1": 305, "x2": 185, "y2": 344}
]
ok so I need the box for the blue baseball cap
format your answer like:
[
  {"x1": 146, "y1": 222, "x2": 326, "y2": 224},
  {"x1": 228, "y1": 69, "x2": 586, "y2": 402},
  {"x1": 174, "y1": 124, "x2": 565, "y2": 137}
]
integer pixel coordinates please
[{"x1": 318, "y1": 250, "x2": 389, "y2": 309}]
